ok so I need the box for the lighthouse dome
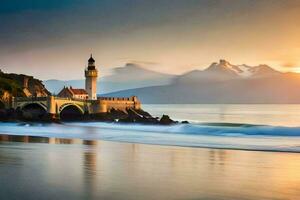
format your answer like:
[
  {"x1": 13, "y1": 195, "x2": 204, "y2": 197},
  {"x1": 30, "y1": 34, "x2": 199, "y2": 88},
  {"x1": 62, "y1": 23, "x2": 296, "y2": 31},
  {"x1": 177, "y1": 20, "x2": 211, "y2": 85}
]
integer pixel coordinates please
[
  {"x1": 88, "y1": 56, "x2": 95, "y2": 63},
  {"x1": 87, "y1": 54, "x2": 96, "y2": 70}
]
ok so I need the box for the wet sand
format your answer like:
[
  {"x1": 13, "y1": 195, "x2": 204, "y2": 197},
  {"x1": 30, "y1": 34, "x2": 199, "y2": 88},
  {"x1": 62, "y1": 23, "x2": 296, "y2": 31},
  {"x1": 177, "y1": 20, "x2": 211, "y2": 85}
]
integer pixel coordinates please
[{"x1": 0, "y1": 135, "x2": 300, "y2": 200}]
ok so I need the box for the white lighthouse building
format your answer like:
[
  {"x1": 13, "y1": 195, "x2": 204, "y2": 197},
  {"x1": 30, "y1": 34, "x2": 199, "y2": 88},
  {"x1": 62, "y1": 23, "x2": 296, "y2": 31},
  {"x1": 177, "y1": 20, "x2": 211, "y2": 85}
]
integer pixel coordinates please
[
  {"x1": 85, "y1": 55, "x2": 98, "y2": 100},
  {"x1": 56, "y1": 55, "x2": 141, "y2": 113}
]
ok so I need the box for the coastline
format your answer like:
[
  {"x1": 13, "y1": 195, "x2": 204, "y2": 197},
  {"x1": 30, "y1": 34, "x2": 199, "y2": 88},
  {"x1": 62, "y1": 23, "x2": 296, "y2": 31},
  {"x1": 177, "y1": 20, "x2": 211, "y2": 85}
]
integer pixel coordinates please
[
  {"x1": 0, "y1": 106, "x2": 182, "y2": 125},
  {"x1": 1, "y1": 121, "x2": 300, "y2": 153}
]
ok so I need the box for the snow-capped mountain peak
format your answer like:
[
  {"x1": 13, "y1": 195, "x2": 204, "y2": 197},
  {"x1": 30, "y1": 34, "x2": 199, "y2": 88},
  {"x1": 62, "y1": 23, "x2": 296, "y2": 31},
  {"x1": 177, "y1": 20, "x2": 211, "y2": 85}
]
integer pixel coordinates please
[{"x1": 205, "y1": 60, "x2": 280, "y2": 78}]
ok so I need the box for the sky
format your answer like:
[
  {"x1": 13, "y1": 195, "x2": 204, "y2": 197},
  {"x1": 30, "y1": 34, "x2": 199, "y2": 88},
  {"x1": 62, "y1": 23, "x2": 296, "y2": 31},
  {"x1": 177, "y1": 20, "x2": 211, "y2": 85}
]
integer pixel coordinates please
[{"x1": 0, "y1": 0, "x2": 300, "y2": 80}]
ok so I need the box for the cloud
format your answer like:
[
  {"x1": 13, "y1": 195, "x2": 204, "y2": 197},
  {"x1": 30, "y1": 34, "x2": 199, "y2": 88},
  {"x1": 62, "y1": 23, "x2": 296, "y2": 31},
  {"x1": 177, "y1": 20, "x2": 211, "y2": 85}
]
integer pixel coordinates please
[{"x1": 281, "y1": 62, "x2": 298, "y2": 68}]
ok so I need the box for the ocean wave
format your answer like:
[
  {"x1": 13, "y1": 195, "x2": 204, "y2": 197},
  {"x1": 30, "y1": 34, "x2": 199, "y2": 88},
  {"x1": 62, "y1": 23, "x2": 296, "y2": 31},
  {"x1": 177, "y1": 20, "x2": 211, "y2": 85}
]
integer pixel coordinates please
[
  {"x1": 68, "y1": 122, "x2": 300, "y2": 137},
  {"x1": 2, "y1": 121, "x2": 300, "y2": 137},
  {"x1": 1, "y1": 122, "x2": 300, "y2": 152}
]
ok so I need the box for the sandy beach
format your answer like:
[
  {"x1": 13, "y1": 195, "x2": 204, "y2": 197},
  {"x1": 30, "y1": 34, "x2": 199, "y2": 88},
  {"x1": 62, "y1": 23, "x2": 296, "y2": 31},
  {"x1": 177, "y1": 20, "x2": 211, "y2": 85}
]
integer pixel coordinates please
[{"x1": 0, "y1": 135, "x2": 299, "y2": 200}]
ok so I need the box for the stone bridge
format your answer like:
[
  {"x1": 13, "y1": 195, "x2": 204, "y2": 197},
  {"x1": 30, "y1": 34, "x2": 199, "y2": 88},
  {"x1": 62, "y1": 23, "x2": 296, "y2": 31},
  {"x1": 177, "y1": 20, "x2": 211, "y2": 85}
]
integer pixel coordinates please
[{"x1": 12, "y1": 96, "x2": 92, "y2": 119}]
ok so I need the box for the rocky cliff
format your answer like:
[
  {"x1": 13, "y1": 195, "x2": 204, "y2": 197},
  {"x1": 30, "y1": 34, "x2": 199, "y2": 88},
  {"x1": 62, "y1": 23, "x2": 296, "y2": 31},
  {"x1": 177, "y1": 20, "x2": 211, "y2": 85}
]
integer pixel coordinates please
[{"x1": 0, "y1": 70, "x2": 50, "y2": 106}]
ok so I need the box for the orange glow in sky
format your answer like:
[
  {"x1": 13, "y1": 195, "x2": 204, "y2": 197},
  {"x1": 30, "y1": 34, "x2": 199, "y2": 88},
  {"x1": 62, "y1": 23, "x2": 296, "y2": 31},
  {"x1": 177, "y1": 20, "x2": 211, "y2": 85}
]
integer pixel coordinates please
[{"x1": 0, "y1": 1, "x2": 300, "y2": 79}]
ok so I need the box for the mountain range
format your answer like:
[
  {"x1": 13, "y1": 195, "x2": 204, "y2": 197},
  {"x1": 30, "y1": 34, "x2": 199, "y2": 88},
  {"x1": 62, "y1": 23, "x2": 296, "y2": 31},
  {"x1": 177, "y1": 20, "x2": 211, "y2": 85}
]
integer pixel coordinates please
[{"x1": 103, "y1": 60, "x2": 300, "y2": 104}]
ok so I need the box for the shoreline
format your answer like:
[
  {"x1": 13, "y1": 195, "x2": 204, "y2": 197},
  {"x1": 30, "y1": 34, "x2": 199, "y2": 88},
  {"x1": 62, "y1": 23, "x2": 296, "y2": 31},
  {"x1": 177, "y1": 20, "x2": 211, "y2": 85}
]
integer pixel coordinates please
[
  {"x1": 1, "y1": 133, "x2": 300, "y2": 154},
  {"x1": 1, "y1": 118, "x2": 300, "y2": 153}
]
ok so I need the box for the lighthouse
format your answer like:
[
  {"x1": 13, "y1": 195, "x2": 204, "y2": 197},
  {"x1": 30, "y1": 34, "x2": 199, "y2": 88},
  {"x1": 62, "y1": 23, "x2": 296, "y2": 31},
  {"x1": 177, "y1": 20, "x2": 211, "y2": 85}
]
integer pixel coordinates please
[{"x1": 85, "y1": 54, "x2": 98, "y2": 100}]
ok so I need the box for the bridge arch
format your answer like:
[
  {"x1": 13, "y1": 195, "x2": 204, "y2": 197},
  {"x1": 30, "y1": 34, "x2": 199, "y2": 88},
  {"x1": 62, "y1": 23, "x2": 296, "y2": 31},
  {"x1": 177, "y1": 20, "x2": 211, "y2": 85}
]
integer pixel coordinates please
[
  {"x1": 59, "y1": 104, "x2": 84, "y2": 121},
  {"x1": 21, "y1": 103, "x2": 48, "y2": 120},
  {"x1": 21, "y1": 102, "x2": 48, "y2": 112}
]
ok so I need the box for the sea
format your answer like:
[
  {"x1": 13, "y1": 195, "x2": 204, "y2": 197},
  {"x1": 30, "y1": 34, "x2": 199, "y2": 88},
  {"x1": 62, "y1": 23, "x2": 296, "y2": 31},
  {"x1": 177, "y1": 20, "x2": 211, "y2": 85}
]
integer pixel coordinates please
[
  {"x1": 1, "y1": 104, "x2": 300, "y2": 152},
  {"x1": 1, "y1": 104, "x2": 300, "y2": 200}
]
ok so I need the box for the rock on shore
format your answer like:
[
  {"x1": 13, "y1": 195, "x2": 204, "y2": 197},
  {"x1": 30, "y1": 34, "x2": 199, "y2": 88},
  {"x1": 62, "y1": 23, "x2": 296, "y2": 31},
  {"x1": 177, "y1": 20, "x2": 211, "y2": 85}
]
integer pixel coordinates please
[{"x1": 0, "y1": 107, "x2": 181, "y2": 125}]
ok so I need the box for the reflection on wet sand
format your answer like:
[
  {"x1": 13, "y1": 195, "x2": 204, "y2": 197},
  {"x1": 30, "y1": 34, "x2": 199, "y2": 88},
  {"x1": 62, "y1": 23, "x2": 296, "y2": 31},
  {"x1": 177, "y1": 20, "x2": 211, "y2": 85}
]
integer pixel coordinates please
[
  {"x1": 0, "y1": 134, "x2": 83, "y2": 144},
  {"x1": 0, "y1": 134, "x2": 300, "y2": 200},
  {"x1": 83, "y1": 140, "x2": 98, "y2": 199}
]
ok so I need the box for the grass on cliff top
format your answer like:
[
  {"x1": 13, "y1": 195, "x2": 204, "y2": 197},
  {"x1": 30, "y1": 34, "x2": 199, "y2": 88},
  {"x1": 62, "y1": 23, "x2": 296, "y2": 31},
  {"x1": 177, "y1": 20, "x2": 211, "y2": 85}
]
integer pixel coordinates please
[{"x1": 0, "y1": 76, "x2": 25, "y2": 97}]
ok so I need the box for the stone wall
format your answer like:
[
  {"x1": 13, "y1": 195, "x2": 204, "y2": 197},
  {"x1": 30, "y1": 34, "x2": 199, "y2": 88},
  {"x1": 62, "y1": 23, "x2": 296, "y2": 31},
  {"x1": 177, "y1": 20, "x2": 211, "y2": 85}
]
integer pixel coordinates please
[{"x1": 92, "y1": 96, "x2": 141, "y2": 113}]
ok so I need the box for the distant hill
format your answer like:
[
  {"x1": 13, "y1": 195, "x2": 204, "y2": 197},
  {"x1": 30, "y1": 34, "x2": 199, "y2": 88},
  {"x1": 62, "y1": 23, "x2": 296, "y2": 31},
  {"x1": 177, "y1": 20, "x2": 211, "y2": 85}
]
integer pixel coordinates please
[
  {"x1": 103, "y1": 60, "x2": 300, "y2": 104},
  {"x1": 44, "y1": 63, "x2": 175, "y2": 94}
]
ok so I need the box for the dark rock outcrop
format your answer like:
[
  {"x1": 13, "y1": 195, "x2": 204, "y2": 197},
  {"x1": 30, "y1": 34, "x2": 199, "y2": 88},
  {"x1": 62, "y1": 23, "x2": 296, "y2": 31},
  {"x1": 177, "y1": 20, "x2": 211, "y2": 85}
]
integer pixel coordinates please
[
  {"x1": 159, "y1": 115, "x2": 176, "y2": 125},
  {"x1": 117, "y1": 109, "x2": 176, "y2": 125},
  {"x1": 118, "y1": 108, "x2": 159, "y2": 124}
]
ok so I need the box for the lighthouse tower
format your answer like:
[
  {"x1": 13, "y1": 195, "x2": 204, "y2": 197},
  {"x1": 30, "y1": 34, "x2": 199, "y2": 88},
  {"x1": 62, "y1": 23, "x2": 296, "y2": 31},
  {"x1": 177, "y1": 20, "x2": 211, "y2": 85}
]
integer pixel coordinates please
[{"x1": 85, "y1": 55, "x2": 98, "y2": 100}]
